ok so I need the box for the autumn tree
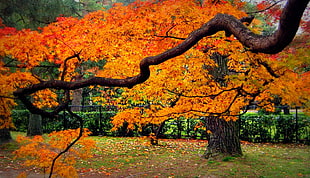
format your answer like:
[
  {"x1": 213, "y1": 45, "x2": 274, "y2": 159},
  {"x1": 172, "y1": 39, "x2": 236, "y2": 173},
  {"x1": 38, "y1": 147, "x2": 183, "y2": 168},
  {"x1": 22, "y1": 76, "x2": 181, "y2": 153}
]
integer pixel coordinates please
[
  {"x1": 0, "y1": 0, "x2": 309, "y2": 160},
  {"x1": 95, "y1": 0, "x2": 310, "y2": 157}
]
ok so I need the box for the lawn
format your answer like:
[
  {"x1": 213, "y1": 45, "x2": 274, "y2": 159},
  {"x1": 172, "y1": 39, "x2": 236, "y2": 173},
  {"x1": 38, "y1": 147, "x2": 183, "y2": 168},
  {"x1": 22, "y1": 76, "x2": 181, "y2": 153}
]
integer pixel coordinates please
[{"x1": 0, "y1": 132, "x2": 309, "y2": 177}]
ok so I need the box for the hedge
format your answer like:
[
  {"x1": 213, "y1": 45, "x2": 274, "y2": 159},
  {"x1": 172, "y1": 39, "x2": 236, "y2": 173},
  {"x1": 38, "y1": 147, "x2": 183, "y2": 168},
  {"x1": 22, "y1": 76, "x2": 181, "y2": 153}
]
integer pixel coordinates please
[{"x1": 11, "y1": 109, "x2": 310, "y2": 144}]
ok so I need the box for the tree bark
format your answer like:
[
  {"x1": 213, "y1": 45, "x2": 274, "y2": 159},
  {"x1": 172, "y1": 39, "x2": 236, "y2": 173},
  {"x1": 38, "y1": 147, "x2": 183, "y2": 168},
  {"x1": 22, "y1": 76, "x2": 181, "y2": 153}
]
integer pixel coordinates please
[
  {"x1": 0, "y1": 115, "x2": 12, "y2": 144},
  {"x1": 71, "y1": 74, "x2": 84, "y2": 112},
  {"x1": 27, "y1": 113, "x2": 43, "y2": 136},
  {"x1": 203, "y1": 116, "x2": 242, "y2": 159},
  {"x1": 71, "y1": 88, "x2": 83, "y2": 112},
  {"x1": 0, "y1": 128, "x2": 12, "y2": 144}
]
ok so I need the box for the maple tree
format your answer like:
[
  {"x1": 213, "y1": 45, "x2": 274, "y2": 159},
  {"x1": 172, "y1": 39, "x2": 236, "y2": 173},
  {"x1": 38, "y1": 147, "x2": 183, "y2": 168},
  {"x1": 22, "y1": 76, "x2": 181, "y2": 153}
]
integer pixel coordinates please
[
  {"x1": 0, "y1": 0, "x2": 308, "y2": 170},
  {"x1": 95, "y1": 0, "x2": 310, "y2": 157}
]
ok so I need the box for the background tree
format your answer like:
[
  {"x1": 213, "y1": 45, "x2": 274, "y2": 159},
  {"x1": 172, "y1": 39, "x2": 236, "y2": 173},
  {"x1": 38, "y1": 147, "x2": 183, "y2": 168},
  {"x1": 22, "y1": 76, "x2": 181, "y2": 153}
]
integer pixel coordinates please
[
  {"x1": 0, "y1": 0, "x2": 308, "y2": 159},
  {"x1": 0, "y1": 0, "x2": 81, "y2": 30},
  {"x1": 0, "y1": 0, "x2": 140, "y2": 30}
]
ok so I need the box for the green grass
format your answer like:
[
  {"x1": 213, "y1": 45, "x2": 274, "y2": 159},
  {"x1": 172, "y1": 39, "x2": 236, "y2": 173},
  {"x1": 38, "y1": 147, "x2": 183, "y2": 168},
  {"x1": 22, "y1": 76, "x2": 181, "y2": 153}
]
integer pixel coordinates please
[
  {"x1": 1, "y1": 133, "x2": 309, "y2": 177},
  {"x1": 75, "y1": 137, "x2": 310, "y2": 177}
]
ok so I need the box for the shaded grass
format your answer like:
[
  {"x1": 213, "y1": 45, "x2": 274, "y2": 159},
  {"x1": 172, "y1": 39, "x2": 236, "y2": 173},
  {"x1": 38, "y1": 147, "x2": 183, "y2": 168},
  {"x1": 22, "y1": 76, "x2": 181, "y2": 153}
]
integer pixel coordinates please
[{"x1": 1, "y1": 133, "x2": 309, "y2": 177}]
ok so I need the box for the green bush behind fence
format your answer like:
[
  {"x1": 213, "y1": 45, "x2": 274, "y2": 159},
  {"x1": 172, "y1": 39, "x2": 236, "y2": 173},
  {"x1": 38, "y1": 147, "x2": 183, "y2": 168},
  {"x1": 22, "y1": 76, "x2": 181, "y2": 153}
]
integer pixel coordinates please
[
  {"x1": 239, "y1": 114, "x2": 310, "y2": 143},
  {"x1": 11, "y1": 109, "x2": 310, "y2": 144}
]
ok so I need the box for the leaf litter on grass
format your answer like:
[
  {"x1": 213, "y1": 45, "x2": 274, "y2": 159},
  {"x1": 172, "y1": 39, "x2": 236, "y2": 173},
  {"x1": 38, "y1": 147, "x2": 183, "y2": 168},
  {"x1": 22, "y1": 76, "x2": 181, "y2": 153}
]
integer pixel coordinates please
[
  {"x1": 2, "y1": 135, "x2": 309, "y2": 177},
  {"x1": 77, "y1": 137, "x2": 310, "y2": 177}
]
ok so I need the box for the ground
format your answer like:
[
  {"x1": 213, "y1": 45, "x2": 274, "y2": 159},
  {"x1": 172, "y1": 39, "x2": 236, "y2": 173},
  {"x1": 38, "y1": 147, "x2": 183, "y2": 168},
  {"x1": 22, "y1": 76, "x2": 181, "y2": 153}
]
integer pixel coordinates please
[{"x1": 0, "y1": 136, "x2": 309, "y2": 178}]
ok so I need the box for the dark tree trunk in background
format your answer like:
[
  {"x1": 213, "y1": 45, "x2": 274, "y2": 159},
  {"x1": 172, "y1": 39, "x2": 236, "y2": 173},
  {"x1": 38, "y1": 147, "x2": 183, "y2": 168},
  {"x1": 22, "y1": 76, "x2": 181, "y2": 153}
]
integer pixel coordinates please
[
  {"x1": 27, "y1": 113, "x2": 43, "y2": 136},
  {"x1": 203, "y1": 116, "x2": 242, "y2": 159},
  {"x1": 283, "y1": 106, "x2": 290, "y2": 115},
  {"x1": 71, "y1": 88, "x2": 83, "y2": 112},
  {"x1": 71, "y1": 74, "x2": 83, "y2": 112},
  {"x1": 0, "y1": 115, "x2": 12, "y2": 144},
  {"x1": 0, "y1": 128, "x2": 12, "y2": 144}
]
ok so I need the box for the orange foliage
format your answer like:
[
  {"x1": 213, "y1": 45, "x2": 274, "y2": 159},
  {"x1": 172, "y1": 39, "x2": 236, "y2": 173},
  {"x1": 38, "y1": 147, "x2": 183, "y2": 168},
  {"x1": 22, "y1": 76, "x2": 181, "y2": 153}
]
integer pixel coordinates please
[
  {"x1": 14, "y1": 129, "x2": 96, "y2": 178},
  {"x1": 0, "y1": 0, "x2": 308, "y2": 132},
  {"x1": 104, "y1": 0, "x2": 310, "y2": 131},
  {"x1": 105, "y1": 0, "x2": 253, "y2": 129}
]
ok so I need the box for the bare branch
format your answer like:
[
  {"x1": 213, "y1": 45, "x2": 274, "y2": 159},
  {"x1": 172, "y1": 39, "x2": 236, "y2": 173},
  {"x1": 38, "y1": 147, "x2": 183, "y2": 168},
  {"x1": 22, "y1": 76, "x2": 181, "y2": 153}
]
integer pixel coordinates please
[
  {"x1": 61, "y1": 51, "x2": 82, "y2": 81},
  {"x1": 49, "y1": 107, "x2": 83, "y2": 178},
  {"x1": 166, "y1": 86, "x2": 242, "y2": 99},
  {"x1": 0, "y1": 95, "x2": 16, "y2": 99},
  {"x1": 154, "y1": 25, "x2": 187, "y2": 40},
  {"x1": 154, "y1": 35, "x2": 186, "y2": 40}
]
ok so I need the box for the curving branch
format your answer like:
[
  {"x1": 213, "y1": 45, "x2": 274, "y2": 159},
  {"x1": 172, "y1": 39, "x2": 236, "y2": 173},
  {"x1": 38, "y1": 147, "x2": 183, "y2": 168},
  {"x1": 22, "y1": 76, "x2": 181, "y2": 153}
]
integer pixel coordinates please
[
  {"x1": 49, "y1": 107, "x2": 84, "y2": 178},
  {"x1": 166, "y1": 86, "x2": 242, "y2": 99},
  {"x1": 13, "y1": 0, "x2": 309, "y2": 117}
]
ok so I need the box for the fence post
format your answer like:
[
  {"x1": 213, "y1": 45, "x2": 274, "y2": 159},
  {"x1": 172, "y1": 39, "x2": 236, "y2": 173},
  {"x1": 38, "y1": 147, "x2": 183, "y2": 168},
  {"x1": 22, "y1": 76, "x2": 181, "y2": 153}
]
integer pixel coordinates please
[
  {"x1": 99, "y1": 106, "x2": 103, "y2": 136},
  {"x1": 63, "y1": 111, "x2": 67, "y2": 130},
  {"x1": 295, "y1": 107, "x2": 299, "y2": 143},
  {"x1": 187, "y1": 119, "x2": 190, "y2": 137}
]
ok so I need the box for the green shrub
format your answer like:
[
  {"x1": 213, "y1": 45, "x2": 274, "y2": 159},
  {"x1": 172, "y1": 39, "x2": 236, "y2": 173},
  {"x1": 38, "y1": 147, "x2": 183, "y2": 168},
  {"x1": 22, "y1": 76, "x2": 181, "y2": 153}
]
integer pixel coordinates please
[
  {"x1": 11, "y1": 109, "x2": 116, "y2": 135},
  {"x1": 240, "y1": 113, "x2": 310, "y2": 143}
]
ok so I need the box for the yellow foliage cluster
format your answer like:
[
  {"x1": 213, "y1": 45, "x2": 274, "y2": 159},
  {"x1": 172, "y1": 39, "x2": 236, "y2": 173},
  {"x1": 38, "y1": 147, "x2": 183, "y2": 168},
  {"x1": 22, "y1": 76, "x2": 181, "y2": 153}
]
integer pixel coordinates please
[
  {"x1": 32, "y1": 89, "x2": 59, "y2": 109},
  {"x1": 14, "y1": 129, "x2": 96, "y2": 178},
  {"x1": 111, "y1": 108, "x2": 142, "y2": 131},
  {"x1": 0, "y1": 71, "x2": 38, "y2": 128}
]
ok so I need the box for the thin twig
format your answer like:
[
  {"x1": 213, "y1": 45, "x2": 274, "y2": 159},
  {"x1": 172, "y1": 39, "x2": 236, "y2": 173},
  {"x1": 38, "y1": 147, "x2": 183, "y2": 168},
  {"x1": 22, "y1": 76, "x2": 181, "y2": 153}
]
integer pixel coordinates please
[
  {"x1": 154, "y1": 34, "x2": 186, "y2": 40},
  {"x1": 154, "y1": 24, "x2": 187, "y2": 40},
  {"x1": 247, "y1": 0, "x2": 283, "y2": 14},
  {"x1": 48, "y1": 107, "x2": 84, "y2": 178},
  {"x1": 166, "y1": 86, "x2": 242, "y2": 99},
  {"x1": 60, "y1": 51, "x2": 82, "y2": 81},
  {"x1": 0, "y1": 95, "x2": 16, "y2": 99}
]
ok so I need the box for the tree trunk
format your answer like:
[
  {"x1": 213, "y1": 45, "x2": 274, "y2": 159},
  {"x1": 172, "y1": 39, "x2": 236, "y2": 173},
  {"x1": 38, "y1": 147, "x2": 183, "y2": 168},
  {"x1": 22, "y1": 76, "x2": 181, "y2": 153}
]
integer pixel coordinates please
[
  {"x1": 71, "y1": 74, "x2": 83, "y2": 112},
  {"x1": 203, "y1": 116, "x2": 242, "y2": 159},
  {"x1": 0, "y1": 128, "x2": 12, "y2": 144},
  {"x1": 27, "y1": 113, "x2": 43, "y2": 136},
  {"x1": 0, "y1": 115, "x2": 12, "y2": 144},
  {"x1": 71, "y1": 88, "x2": 83, "y2": 112},
  {"x1": 283, "y1": 105, "x2": 290, "y2": 115}
]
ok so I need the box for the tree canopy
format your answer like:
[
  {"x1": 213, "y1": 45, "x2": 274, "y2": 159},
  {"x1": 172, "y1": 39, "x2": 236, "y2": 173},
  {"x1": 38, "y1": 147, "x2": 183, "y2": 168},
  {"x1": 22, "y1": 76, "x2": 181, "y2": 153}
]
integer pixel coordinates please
[
  {"x1": 0, "y1": 0, "x2": 309, "y2": 175},
  {"x1": 0, "y1": 0, "x2": 309, "y2": 130}
]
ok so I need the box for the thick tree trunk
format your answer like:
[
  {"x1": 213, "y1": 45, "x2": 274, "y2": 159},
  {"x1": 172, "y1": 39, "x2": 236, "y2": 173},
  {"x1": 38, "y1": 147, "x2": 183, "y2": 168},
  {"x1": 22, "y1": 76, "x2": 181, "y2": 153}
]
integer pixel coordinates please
[
  {"x1": 0, "y1": 128, "x2": 12, "y2": 144},
  {"x1": 27, "y1": 113, "x2": 43, "y2": 136},
  {"x1": 203, "y1": 116, "x2": 242, "y2": 159}
]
